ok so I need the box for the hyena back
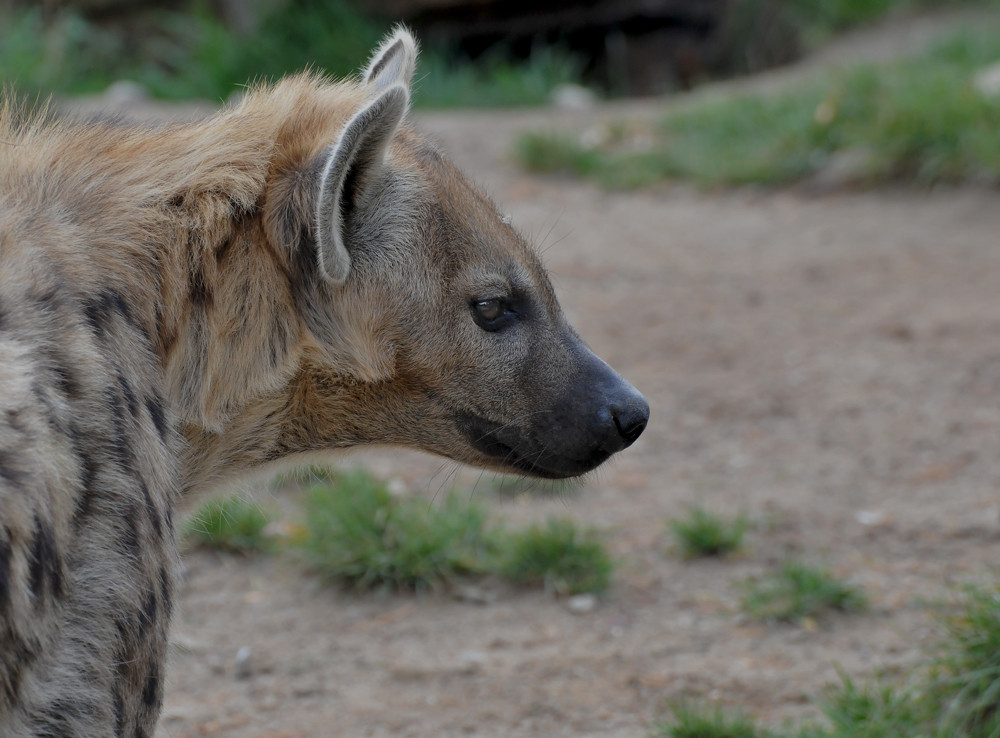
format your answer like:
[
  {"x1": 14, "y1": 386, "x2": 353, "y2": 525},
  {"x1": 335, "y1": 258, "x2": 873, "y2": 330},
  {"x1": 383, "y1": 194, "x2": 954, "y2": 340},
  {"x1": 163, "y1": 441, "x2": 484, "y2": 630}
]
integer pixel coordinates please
[{"x1": 0, "y1": 30, "x2": 648, "y2": 736}]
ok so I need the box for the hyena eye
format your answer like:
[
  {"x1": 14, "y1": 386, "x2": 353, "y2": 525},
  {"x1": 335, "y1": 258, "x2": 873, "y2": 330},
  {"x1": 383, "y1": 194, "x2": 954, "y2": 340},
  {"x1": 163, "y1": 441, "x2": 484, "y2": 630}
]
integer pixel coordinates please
[{"x1": 471, "y1": 297, "x2": 513, "y2": 331}]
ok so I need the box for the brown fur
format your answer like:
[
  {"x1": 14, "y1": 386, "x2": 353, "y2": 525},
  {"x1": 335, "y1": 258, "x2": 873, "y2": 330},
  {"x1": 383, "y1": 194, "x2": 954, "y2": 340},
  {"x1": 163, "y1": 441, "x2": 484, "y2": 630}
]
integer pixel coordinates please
[{"x1": 0, "y1": 30, "x2": 646, "y2": 736}]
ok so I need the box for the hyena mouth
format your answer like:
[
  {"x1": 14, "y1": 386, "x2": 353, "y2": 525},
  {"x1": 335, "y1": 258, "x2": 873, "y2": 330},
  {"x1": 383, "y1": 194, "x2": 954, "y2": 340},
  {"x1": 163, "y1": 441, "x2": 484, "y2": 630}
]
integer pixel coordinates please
[{"x1": 457, "y1": 414, "x2": 614, "y2": 480}]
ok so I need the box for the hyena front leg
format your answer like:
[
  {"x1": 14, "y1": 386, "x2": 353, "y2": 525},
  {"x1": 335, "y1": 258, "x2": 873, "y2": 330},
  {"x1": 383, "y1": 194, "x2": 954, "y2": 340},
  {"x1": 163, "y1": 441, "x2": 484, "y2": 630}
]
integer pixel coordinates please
[{"x1": 0, "y1": 328, "x2": 177, "y2": 736}]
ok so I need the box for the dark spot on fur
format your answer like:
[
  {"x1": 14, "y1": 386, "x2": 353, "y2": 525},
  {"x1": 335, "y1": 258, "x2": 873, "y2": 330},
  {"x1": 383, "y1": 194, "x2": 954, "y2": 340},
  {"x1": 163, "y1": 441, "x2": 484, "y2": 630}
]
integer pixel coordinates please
[
  {"x1": 4, "y1": 408, "x2": 31, "y2": 440},
  {"x1": 113, "y1": 688, "x2": 125, "y2": 736},
  {"x1": 83, "y1": 300, "x2": 108, "y2": 335},
  {"x1": 1, "y1": 634, "x2": 42, "y2": 703},
  {"x1": 103, "y1": 386, "x2": 135, "y2": 469},
  {"x1": 0, "y1": 534, "x2": 11, "y2": 615},
  {"x1": 119, "y1": 503, "x2": 142, "y2": 564},
  {"x1": 141, "y1": 588, "x2": 157, "y2": 635},
  {"x1": 69, "y1": 422, "x2": 104, "y2": 531},
  {"x1": 30, "y1": 380, "x2": 69, "y2": 436},
  {"x1": 83, "y1": 289, "x2": 135, "y2": 337},
  {"x1": 107, "y1": 290, "x2": 134, "y2": 323},
  {"x1": 51, "y1": 364, "x2": 80, "y2": 400},
  {"x1": 270, "y1": 155, "x2": 322, "y2": 269},
  {"x1": 215, "y1": 235, "x2": 237, "y2": 265},
  {"x1": 159, "y1": 566, "x2": 172, "y2": 620},
  {"x1": 267, "y1": 314, "x2": 294, "y2": 368},
  {"x1": 31, "y1": 708, "x2": 72, "y2": 734},
  {"x1": 158, "y1": 324, "x2": 179, "y2": 357},
  {"x1": 72, "y1": 456, "x2": 102, "y2": 532},
  {"x1": 152, "y1": 300, "x2": 163, "y2": 338},
  {"x1": 189, "y1": 265, "x2": 214, "y2": 309},
  {"x1": 29, "y1": 285, "x2": 65, "y2": 315},
  {"x1": 39, "y1": 346, "x2": 82, "y2": 400},
  {"x1": 140, "y1": 481, "x2": 162, "y2": 541},
  {"x1": 145, "y1": 396, "x2": 168, "y2": 441},
  {"x1": 28, "y1": 515, "x2": 63, "y2": 605},
  {"x1": 0, "y1": 449, "x2": 27, "y2": 488},
  {"x1": 141, "y1": 665, "x2": 160, "y2": 707},
  {"x1": 117, "y1": 371, "x2": 139, "y2": 418},
  {"x1": 35, "y1": 697, "x2": 102, "y2": 733},
  {"x1": 113, "y1": 611, "x2": 130, "y2": 645}
]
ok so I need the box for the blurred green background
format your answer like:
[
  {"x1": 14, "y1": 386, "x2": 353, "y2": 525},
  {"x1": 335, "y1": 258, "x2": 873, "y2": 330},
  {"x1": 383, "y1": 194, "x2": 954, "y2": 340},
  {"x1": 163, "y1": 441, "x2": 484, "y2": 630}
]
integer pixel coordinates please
[{"x1": 2, "y1": 0, "x2": 996, "y2": 107}]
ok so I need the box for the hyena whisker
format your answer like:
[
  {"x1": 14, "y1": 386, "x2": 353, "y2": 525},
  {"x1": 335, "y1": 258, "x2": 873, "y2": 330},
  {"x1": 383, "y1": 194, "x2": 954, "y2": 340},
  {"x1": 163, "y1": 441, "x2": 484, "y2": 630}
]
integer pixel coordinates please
[
  {"x1": 428, "y1": 460, "x2": 463, "y2": 504},
  {"x1": 535, "y1": 206, "x2": 567, "y2": 257},
  {"x1": 538, "y1": 229, "x2": 573, "y2": 258},
  {"x1": 469, "y1": 410, "x2": 554, "y2": 447},
  {"x1": 469, "y1": 466, "x2": 496, "y2": 502}
]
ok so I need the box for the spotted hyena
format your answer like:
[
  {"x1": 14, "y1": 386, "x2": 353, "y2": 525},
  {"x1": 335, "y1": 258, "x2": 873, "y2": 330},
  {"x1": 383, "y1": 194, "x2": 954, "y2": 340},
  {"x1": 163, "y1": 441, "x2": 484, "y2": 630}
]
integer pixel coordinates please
[{"x1": 0, "y1": 29, "x2": 648, "y2": 736}]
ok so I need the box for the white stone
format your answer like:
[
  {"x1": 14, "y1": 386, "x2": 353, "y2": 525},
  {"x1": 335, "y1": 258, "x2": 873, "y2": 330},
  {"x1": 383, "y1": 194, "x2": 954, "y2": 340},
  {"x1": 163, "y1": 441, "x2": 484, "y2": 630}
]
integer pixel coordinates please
[
  {"x1": 973, "y1": 62, "x2": 1000, "y2": 97},
  {"x1": 550, "y1": 83, "x2": 597, "y2": 111},
  {"x1": 566, "y1": 593, "x2": 598, "y2": 614}
]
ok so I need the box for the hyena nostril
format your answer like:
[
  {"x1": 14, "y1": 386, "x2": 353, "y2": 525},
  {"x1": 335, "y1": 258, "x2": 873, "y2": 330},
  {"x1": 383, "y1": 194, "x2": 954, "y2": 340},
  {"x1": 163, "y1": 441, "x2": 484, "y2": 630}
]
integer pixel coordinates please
[{"x1": 612, "y1": 396, "x2": 649, "y2": 448}]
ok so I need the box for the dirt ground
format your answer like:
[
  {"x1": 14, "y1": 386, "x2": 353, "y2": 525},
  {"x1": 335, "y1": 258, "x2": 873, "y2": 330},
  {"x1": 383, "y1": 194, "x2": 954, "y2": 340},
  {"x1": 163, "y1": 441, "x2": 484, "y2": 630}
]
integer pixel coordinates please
[{"x1": 133, "y1": 12, "x2": 1000, "y2": 738}]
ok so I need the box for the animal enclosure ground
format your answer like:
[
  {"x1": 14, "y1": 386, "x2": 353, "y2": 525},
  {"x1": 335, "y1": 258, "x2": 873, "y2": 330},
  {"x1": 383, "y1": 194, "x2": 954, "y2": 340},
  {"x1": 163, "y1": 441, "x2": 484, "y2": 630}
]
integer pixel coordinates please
[{"x1": 128, "y1": 16, "x2": 1000, "y2": 738}]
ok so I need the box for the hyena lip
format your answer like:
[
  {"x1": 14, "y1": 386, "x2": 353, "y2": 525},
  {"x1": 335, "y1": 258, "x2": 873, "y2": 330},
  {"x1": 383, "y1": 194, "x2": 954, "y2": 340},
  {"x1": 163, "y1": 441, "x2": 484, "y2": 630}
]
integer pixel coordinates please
[{"x1": 456, "y1": 414, "x2": 612, "y2": 480}]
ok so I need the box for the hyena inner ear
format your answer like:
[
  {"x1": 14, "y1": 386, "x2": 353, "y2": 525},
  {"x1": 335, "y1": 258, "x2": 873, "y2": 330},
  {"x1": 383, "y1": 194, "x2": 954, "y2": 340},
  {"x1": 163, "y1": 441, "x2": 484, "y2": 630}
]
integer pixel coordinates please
[
  {"x1": 364, "y1": 27, "x2": 418, "y2": 91},
  {"x1": 314, "y1": 84, "x2": 409, "y2": 285}
]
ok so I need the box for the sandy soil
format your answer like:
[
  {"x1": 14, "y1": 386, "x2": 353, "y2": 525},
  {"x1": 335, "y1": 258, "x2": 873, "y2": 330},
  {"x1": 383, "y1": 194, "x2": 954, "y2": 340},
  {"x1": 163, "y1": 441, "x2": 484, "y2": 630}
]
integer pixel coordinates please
[{"x1": 142, "y1": 11, "x2": 1000, "y2": 738}]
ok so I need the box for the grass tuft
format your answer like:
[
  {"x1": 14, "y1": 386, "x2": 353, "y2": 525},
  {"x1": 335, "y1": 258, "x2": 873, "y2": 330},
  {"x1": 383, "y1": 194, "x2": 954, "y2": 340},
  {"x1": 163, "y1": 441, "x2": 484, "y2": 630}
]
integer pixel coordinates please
[
  {"x1": 182, "y1": 495, "x2": 273, "y2": 554},
  {"x1": 741, "y1": 561, "x2": 867, "y2": 623},
  {"x1": 651, "y1": 702, "x2": 772, "y2": 738},
  {"x1": 930, "y1": 583, "x2": 1000, "y2": 735},
  {"x1": 815, "y1": 674, "x2": 926, "y2": 738},
  {"x1": 497, "y1": 517, "x2": 613, "y2": 595},
  {"x1": 669, "y1": 507, "x2": 748, "y2": 559},
  {"x1": 297, "y1": 470, "x2": 494, "y2": 592}
]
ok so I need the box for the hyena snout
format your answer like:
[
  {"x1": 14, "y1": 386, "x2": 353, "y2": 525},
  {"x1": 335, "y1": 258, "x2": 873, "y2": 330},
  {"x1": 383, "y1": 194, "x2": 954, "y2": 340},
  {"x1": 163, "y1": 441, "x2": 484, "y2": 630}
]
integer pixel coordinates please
[
  {"x1": 462, "y1": 344, "x2": 649, "y2": 480},
  {"x1": 555, "y1": 345, "x2": 649, "y2": 459}
]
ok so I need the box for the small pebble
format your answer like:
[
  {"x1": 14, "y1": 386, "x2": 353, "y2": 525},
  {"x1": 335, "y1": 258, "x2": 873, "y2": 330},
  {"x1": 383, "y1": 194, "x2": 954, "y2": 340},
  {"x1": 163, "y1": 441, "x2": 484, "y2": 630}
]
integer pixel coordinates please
[
  {"x1": 973, "y1": 62, "x2": 1000, "y2": 97},
  {"x1": 549, "y1": 83, "x2": 597, "y2": 111},
  {"x1": 452, "y1": 583, "x2": 496, "y2": 605},
  {"x1": 233, "y1": 646, "x2": 253, "y2": 680},
  {"x1": 566, "y1": 593, "x2": 598, "y2": 615},
  {"x1": 102, "y1": 80, "x2": 149, "y2": 105},
  {"x1": 458, "y1": 650, "x2": 487, "y2": 674}
]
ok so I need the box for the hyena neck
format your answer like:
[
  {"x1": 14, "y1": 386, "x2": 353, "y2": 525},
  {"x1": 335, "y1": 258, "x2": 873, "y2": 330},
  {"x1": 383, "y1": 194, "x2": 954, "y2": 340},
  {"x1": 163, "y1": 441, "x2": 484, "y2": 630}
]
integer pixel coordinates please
[
  {"x1": 177, "y1": 362, "x2": 400, "y2": 496},
  {"x1": 134, "y1": 74, "x2": 397, "y2": 495},
  {"x1": 157, "y1": 213, "x2": 303, "y2": 437},
  {"x1": 152, "y1": 78, "x2": 367, "y2": 441}
]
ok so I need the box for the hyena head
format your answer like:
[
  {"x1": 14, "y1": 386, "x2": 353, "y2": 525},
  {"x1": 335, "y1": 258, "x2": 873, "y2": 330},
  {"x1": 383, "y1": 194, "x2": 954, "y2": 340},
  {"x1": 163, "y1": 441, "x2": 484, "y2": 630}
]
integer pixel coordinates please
[{"x1": 263, "y1": 29, "x2": 648, "y2": 480}]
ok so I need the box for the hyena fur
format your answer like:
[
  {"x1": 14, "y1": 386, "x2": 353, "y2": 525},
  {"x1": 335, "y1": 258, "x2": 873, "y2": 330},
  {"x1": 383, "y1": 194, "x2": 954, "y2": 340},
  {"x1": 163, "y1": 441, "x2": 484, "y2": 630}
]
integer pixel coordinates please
[{"x1": 0, "y1": 29, "x2": 648, "y2": 737}]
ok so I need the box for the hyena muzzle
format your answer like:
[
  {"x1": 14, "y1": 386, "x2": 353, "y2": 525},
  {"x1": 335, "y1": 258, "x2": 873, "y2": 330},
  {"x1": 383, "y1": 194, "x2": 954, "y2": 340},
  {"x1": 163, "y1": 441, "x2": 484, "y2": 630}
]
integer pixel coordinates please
[{"x1": 0, "y1": 28, "x2": 648, "y2": 737}]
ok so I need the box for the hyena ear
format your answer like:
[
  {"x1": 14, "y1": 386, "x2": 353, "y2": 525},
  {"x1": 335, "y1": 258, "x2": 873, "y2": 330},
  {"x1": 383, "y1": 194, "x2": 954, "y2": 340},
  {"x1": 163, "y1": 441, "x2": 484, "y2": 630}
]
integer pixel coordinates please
[{"x1": 314, "y1": 83, "x2": 409, "y2": 284}]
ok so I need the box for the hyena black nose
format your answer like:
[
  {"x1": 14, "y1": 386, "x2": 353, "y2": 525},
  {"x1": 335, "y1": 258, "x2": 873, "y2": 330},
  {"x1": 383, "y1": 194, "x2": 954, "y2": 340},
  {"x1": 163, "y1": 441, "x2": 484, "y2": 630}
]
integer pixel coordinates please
[{"x1": 601, "y1": 386, "x2": 649, "y2": 453}]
